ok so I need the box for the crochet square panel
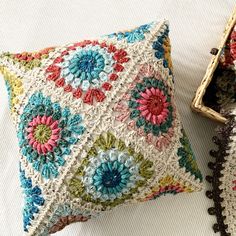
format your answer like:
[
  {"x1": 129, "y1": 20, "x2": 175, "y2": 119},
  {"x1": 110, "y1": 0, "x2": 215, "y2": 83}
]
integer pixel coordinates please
[{"x1": 0, "y1": 20, "x2": 203, "y2": 235}]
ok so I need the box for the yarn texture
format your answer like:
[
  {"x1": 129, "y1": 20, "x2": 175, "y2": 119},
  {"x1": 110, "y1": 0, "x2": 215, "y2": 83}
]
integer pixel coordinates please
[
  {"x1": 207, "y1": 105, "x2": 236, "y2": 236},
  {"x1": 0, "y1": 20, "x2": 203, "y2": 235}
]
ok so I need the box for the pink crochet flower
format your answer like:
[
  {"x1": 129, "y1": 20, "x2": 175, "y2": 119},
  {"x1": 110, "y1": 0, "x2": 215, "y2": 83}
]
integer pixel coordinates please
[
  {"x1": 114, "y1": 64, "x2": 176, "y2": 151},
  {"x1": 230, "y1": 26, "x2": 236, "y2": 61},
  {"x1": 26, "y1": 115, "x2": 61, "y2": 154},
  {"x1": 137, "y1": 87, "x2": 169, "y2": 125}
]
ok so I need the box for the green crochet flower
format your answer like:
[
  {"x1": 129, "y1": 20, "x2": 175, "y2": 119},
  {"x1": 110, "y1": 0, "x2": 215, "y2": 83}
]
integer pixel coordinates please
[{"x1": 68, "y1": 132, "x2": 154, "y2": 209}]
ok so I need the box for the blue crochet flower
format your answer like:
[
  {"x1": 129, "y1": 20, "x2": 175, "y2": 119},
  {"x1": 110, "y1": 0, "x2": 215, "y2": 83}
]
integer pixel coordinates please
[
  {"x1": 68, "y1": 132, "x2": 154, "y2": 208},
  {"x1": 69, "y1": 50, "x2": 105, "y2": 78},
  {"x1": 107, "y1": 23, "x2": 153, "y2": 43},
  {"x1": 82, "y1": 149, "x2": 142, "y2": 201},
  {"x1": 60, "y1": 45, "x2": 114, "y2": 91},
  {"x1": 17, "y1": 92, "x2": 85, "y2": 179},
  {"x1": 20, "y1": 167, "x2": 45, "y2": 232}
]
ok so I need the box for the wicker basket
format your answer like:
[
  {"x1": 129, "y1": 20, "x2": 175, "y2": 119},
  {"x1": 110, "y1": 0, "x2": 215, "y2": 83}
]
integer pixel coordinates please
[{"x1": 191, "y1": 7, "x2": 236, "y2": 124}]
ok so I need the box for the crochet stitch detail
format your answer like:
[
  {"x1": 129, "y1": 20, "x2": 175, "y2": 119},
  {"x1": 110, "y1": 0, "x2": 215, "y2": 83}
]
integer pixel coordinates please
[
  {"x1": 20, "y1": 166, "x2": 45, "y2": 232},
  {"x1": 107, "y1": 22, "x2": 154, "y2": 43},
  {"x1": 114, "y1": 64, "x2": 176, "y2": 151},
  {"x1": 0, "y1": 20, "x2": 203, "y2": 236},
  {"x1": 206, "y1": 107, "x2": 236, "y2": 236},
  {"x1": 68, "y1": 132, "x2": 154, "y2": 209},
  {"x1": 17, "y1": 92, "x2": 85, "y2": 179},
  {"x1": 0, "y1": 66, "x2": 24, "y2": 113},
  {"x1": 45, "y1": 41, "x2": 130, "y2": 105}
]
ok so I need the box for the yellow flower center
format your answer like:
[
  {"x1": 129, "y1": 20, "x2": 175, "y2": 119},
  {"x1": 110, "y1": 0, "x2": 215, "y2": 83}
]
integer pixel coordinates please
[{"x1": 34, "y1": 124, "x2": 52, "y2": 144}]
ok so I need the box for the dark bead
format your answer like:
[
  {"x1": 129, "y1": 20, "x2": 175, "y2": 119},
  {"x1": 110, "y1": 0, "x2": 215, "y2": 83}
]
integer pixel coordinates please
[
  {"x1": 208, "y1": 207, "x2": 216, "y2": 215},
  {"x1": 212, "y1": 136, "x2": 220, "y2": 145},
  {"x1": 206, "y1": 190, "x2": 213, "y2": 199},
  {"x1": 219, "y1": 197, "x2": 225, "y2": 203},
  {"x1": 210, "y1": 48, "x2": 219, "y2": 55},
  {"x1": 209, "y1": 150, "x2": 218, "y2": 157},
  {"x1": 215, "y1": 188, "x2": 223, "y2": 195},
  {"x1": 208, "y1": 162, "x2": 216, "y2": 170},
  {"x1": 213, "y1": 223, "x2": 220, "y2": 233},
  {"x1": 206, "y1": 175, "x2": 213, "y2": 183}
]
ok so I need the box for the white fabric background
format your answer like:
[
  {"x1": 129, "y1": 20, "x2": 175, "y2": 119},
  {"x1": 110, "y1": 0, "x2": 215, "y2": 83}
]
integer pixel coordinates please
[{"x1": 0, "y1": 1, "x2": 235, "y2": 236}]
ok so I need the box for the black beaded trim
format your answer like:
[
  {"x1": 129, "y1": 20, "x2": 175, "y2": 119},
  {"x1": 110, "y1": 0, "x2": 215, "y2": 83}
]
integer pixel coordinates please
[{"x1": 206, "y1": 112, "x2": 236, "y2": 236}]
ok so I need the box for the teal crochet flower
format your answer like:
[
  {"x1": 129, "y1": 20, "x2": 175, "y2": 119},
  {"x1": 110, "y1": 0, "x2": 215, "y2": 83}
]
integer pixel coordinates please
[
  {"x1": 69, "y1": 50, "x2": 105, "y2": 78},
  {"x1": 82, "y1": 149, "x2": 142, "y2": 202},
  {"x1": 17, "y1": 92, "x2": 85, "y2": 179},
  {"x1": 60, "y1": 45, "x2": 114, "y2": 91},
  {"x1": 108, "y1": 23, "x2": 153, "y2": 43},
  {"x1": 20, "y1": 166, "x2": 45, "y2": 232},
  {"x1": 45, "y1": 41, "x2": 129, "y2": 105},
  {"x1": 68, "y1": 132, "x2": 154, "y2": 208}
]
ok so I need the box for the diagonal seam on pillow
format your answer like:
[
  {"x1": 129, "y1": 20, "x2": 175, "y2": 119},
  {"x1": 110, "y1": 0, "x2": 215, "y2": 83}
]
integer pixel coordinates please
[{"x1": 0, "y1": 19, "x2": 203, "y2": 236}]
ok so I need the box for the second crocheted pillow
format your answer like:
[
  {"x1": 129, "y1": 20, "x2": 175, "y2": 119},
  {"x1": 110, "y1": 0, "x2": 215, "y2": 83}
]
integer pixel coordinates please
[
  {"x1": 207, "y1": 105, "x2": 236, "y2": 236},
  {"x1": 0, "y1": 20, "x2": 203, "y2": 235}
]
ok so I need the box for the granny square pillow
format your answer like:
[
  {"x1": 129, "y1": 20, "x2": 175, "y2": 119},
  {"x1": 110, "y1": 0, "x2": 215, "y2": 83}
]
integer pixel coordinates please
[{"x1": 0, "y1": 20, "x2": 203, "y2": 235}]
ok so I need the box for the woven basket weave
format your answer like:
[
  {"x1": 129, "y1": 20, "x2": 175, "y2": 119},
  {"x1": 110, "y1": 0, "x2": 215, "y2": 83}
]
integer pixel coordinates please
[{"x1": 191, "y1": 7, "x2": 236, "y2": 123}]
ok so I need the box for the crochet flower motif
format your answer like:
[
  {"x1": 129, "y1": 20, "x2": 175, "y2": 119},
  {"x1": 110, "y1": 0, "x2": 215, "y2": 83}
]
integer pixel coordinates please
[
  {"x1": 177, "y1": 129, "x2": 203, "y2": 181},
  {"x1": 18, "y1": 92, "x2": 85, "y2": 179},
  {"x1": 45, "y1": 40, "x2": 129, "y2": 105},
  {"x1": 114, "y1": 64, "x2": 176, "y2": 151},
  {"x1": 26, "y1": 116, "x2": 60, "y2": 154},
  {"x1": 107, "y1": 23, "x2": 153, "y2": 43},
  {"x1": 68, "y1": 132, "x2": 154, "y2": 209},
  {"x1": 136, "y1": 87, "x2": 169, "y2": 125},
  {"x1": 143, "y1": 175, "x2": 194, "y2": 201},
  {"x1": 20, "y1": 167, "x2": 45, "y2": 232},
  {"x1": 82, "y1": 149, "x2": 142, "y2": 202},
  {"x1": 218, "y1": 24, "x2": 236, "y2": 69}
]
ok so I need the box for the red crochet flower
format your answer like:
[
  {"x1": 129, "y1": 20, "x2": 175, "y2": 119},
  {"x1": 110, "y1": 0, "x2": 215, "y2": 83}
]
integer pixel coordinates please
[
  {"x1": 45, "y1": 40, "x2": 130, "y2": 105},
  {"x1": 230, "y1": 26, "x2": 236, "y2": 61},
  {"x1": 137, "y1": 87, "x2": 169, "y2": 125},
  {"x1": 26, "y1": 115, "x2": 61, "y2": 154}
]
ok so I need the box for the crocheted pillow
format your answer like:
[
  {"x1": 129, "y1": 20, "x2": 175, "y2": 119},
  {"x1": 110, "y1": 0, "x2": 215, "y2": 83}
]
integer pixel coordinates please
[
  {"x1": 207, "y1": 105, "x2": 236, "y2": 236},
  {"x1": 0, "y1": 20, "x2": 203, "y2": 235}
]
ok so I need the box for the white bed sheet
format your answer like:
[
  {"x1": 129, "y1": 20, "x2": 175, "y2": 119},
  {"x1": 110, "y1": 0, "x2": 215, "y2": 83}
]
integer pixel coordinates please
[{"x1": 0, "y1": 1, "x2": 235, "y2": 235}]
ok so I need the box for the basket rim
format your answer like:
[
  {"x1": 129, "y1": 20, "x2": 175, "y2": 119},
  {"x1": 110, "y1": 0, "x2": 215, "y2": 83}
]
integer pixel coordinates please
[{"x1": 191, "y1": 6, "x2": 236, "y2": 124}]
